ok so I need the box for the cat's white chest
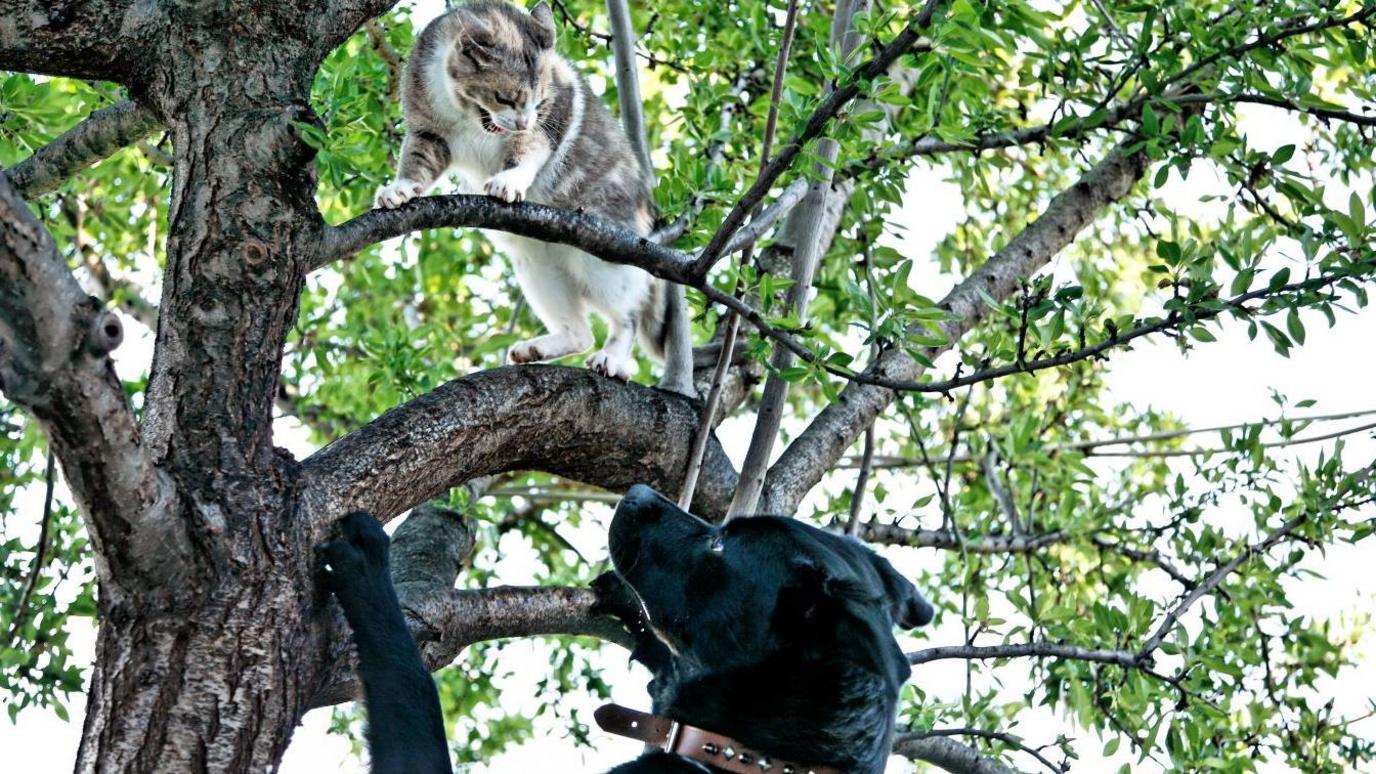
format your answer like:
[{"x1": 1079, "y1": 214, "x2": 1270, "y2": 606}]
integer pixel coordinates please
[{"x1": 446, "y1": 127, "x2": 506, "y2": 185}]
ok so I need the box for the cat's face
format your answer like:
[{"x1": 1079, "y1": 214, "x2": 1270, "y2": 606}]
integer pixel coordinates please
[{"x1": 446, "y1": 1, "x2": 556, "y2": 135}]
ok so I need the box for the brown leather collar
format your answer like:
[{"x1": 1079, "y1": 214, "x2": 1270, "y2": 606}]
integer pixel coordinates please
[{"x1": 594, "y1": 703, "x2": 846, "y2": 774}]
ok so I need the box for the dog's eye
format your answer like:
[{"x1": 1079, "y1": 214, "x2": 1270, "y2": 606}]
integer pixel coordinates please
[{"x1": 708, "y1": 533, "x2": 724, "y2": 553}]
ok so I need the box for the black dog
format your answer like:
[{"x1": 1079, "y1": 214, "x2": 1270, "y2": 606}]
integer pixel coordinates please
[
  {"x1": 598, "y1": 485, "x2": 933, "y2": 774},
  {"x1": 321, "y1": 486, "x2": 931, "y2": 773},
  {"x1": 319, "y1": 512, "x2": 453, "y2": 774}
]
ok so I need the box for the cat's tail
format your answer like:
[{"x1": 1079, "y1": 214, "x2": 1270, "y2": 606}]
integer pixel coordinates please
[{"x1": 641, "y1": 279, "x2": 696, "y2": 397}]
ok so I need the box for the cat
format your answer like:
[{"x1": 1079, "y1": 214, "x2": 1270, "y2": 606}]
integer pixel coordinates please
[{"x1": 375, "y1": 0, "x2": 693, "y2": 394}]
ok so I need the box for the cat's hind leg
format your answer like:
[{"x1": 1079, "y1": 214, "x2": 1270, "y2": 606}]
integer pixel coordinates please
[
  {"x1": 504, "y1": 238, "x2": 595, "y2": 364},
  {"x1": 578, "y1": 254, "x2": 653, "y2": 382}
]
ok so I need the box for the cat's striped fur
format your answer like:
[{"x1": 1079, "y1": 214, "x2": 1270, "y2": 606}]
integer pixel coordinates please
[{"x1": 376, "y1": 0, "x2": 691, "y2": 392}]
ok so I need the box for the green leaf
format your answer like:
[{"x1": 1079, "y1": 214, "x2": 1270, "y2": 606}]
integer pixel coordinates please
[
  {"x1": 1286, "y1": 308, "x2": 1305, "y2": 345},
  {"x1": 1267, "y1": 267, "x2": 1291, "y2": 291},
  {"x1": 1142, "y1": 103, "x2": 1160, "y2": 136},
  {"x1": 1230, "y1": 269, "x2": 1254, "y2": 296}
]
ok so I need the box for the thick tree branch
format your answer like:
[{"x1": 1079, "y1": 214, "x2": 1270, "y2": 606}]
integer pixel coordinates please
[
  {"x1": 759, "y1": 139, "x2": 1150, "y2": 514},
  {"x1": 313, "y1": 0, "x2": 402, "y2": 53},
  {"x1": 909, "y1": 641, "x2": 1140, "y2": 669},
  {"x1": 299, "y1": 365, "x2": 737, "y2": 541},
  {"x1": 4, "y1": 101, "x2": 159, "y2": 199},
  {"x1": 894, "y1": 733, "x2": 1031, "y2": 774},
  {"x1": 899, "y1": 729, "x2": 1061, "y2": 774},
  {"x1": 313, "y1": 194, "x2": 698, "y2": 281},
  {"x1": 0, "y1": 173, "x2": 182, "y2": 595},
  {"x1": 600, "y1": 0, "x2": 692, "y2": 395},
  {"x1": 0, "y1": 0, "x2": 147, "y2": 80},
  {"x1": 728, "y1": 0, "x2": 869, "y2": 517}
]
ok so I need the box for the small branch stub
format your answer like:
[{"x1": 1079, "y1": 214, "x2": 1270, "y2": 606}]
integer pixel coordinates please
[{"x1": 85, "y1": 309, "x2": 124, "y2": 357}]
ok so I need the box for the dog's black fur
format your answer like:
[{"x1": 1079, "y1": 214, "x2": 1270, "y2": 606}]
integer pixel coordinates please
[
  {"x1": 321, "y1": 486, "x2": 932, "y2": 774},
  {"x1": 599, "y1": 485, "x2": 933, "y2": 774},
  {"x1": 319, "y1": 512, "x2": 453, "y2": 774}
]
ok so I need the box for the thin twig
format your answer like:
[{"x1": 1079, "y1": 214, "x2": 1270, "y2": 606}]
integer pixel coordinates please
[
  {"x1": 700, "y1": 260, "x2": 1371, "y2": 394},
  {"x1": 605, "y1": 0, "x2": 654, "y2": 180},
  {"x1": 693, "y1": 0, "x2": 945, "y2": 270},
  {"x1": 6, "y1": 452, "x2": 57, "y2": 648},
  {"x1": 679, "y1": 0, "x2": 800, "y2": 509},
  {"x1": 550, "y1": 0, "x2": 689, "y2": 72},
  {"x1": 365, "y1": 20, "x2": 403, "y2": 103},
  {"x1": 843, "y1": 407, "x2": 1376, "y2": 468},
  {"x1": 983, "y1": 449, "x2": 1023, "y2": 537},
  {"x1": 845, "y1": 237, "x2": 882, "y2": 535},
  {"x1": 846, "y1": 425, "x2": 877, "y2": 535}
]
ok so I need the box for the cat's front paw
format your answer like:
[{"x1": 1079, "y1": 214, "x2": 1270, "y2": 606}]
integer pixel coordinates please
[
  {"x1": 483, "y1": 170, "x2": 529, "y2": 204},
  {"x1": 508, "y1": 340, "x2": 547, "y2": 364},
  {"x1": 375, "y1": 179, "x2": 424, "y2": 209},
  {"x1": 586, "y1": 350, "x2": 635, "y2": 381}
]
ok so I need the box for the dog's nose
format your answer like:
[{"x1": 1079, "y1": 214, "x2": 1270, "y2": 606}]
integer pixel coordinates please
[{"x1": 617, "y1": 484, "x2": 664, "y2": 523}]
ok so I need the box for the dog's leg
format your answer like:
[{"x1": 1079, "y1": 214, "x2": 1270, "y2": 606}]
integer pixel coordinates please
[{"x1": 320, "y1": 513, "x2": 453, "y2": 774}]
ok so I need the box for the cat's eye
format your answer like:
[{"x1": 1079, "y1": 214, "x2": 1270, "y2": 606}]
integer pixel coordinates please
[
  {"x1": 493, "y1": 91, "x2": 518, "y2": 107},
  {"x1": 708, "y1": 533, "x2": 724, "y2": 554}
]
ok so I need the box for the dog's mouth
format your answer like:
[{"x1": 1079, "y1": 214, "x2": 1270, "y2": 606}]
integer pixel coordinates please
[
  {"x1": 623, "y1": 582, "x2": 683, "y2": 657},
  {"x1": 477, "y1": 108, "x2": 506, "y2": 134}
]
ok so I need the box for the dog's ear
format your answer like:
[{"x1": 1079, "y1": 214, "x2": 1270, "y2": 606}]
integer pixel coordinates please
[
  {"x1": 870, "y1": 554, "x2": 934, "y2": 629},
  {"x1": 777, "y1": 557, "x2": 878, "y2": 628}
]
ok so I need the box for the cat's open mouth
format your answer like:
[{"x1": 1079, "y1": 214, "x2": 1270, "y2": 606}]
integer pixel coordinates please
[{"x1": 477, "y1": 108, "x2": 506, "y2": 134}]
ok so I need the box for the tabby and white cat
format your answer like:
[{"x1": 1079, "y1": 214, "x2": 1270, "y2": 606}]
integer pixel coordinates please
[{"x1": 376, "y1": 0, "x2": 692, "y2": 393}]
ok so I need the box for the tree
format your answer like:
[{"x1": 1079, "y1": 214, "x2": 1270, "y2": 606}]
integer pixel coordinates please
[{"x1": 2, "y1": 0, "x2": 1375, "y2": 771}]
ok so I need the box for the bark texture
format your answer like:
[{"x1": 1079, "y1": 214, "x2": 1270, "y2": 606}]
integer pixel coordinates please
[
  {"x1": 300, "y1": 366, "x2": 738, "y2": 533},
  {"x1": 72, "y1": 23, "x2": 325, "y2": 774}
]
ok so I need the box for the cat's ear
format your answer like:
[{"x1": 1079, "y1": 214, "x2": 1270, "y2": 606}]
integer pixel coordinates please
[
  {"x1": 528, "y1": 1, "x2": 556, "y2": 48},
  {"x1": 453, "y1": 23, "x2": 499, "y2": 72}
]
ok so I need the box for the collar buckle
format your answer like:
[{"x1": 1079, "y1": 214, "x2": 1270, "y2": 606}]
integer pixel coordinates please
[{"x1": 662, "y1": 719, "x2": 683, "y2": 754}]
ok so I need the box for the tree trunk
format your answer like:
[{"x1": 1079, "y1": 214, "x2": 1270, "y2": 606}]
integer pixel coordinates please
[
  {"x1": 74, "y1": 19, "x2": 327, "y2": 770},
  {"x1": 76, "y1": 565, "x2": 321, "y2": 771}
]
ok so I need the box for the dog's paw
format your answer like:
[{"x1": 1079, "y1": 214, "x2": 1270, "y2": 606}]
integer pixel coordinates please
[
  {"x1": 483, "y1": 170, "x2": 529, "y2": 204},
  {"x1": 375, "y1": 179, "x2": 424, "y2": 209},
  {"x1": 586, "y1": 350, "x2": 634, "y2": 381},
  {"x1": 508, "y1": 339, "x2": 547, "y2": 364},
  {"x1": 318, "y1": 512, "x2": 389, "y2": 589}
]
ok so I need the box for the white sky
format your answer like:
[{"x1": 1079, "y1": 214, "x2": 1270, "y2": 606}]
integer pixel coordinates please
[{"x1": 2, "y1": 3, "x2": 1374, "y2": 772}]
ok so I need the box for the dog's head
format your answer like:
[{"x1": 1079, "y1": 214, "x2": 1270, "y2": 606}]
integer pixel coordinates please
[{"x1": 609, "y1": 485, "x2": 933, "y2": 772}]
